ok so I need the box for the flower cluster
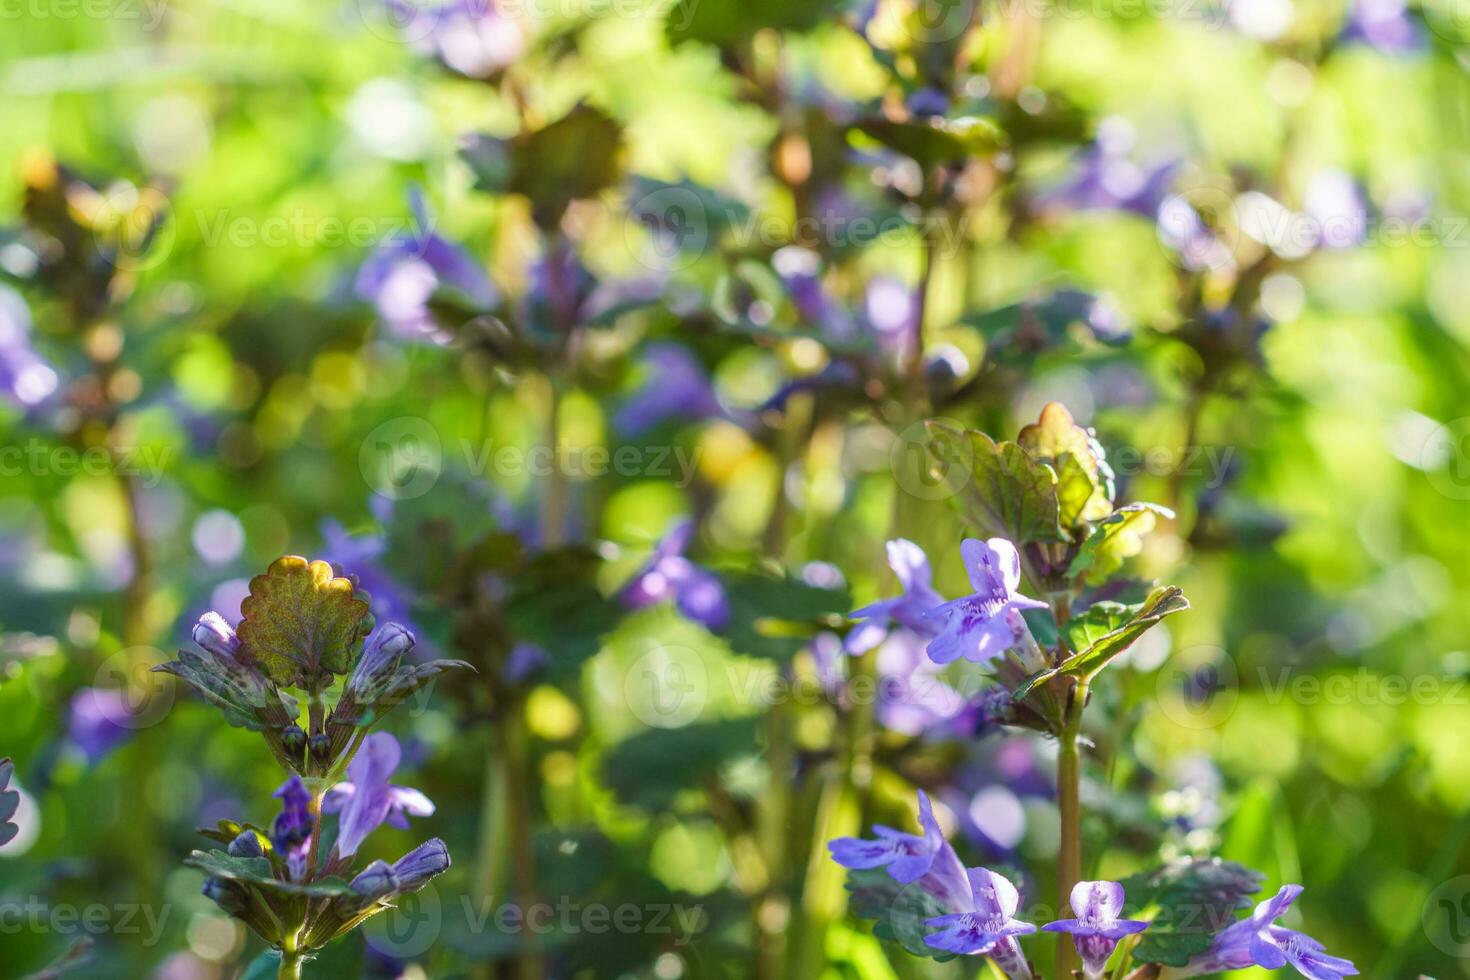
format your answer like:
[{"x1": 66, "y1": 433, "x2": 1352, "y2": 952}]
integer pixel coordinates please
[
  {"x1": 830, "y1": 792, "x2": 1356, "y2": 980},
  {"x1": 830, "y1": 792, "x2": 1146, "y2": 980},
  {"x1": 156, "y1": 556, "x2": 470, "y2": 777},
  {"x1": 157, "y1": 557, "x2": 469, "y2": 975}
]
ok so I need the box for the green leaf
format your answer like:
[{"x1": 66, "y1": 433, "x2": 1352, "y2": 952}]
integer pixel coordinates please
[
  {"x1": 507, "y1": 105, "x2": 623, "y2": 227},
  {"x1": 185, "y1": 850, "x2": 358, "y2": 897},
  {"x1": 1067, "y1": 502, "x2": 1173, "y2": 584},
  {"x1": 721, "y1": 571, "x2": 849, "y2": 662},
  {"x1": 845, "y1": 868, "x2": 957, "y2": 961},
  {"x1": 1017, "y1": 402, "x2": 1113, "y2": 526},
  {"x1": 1014, "y1": 586, "x2": 1188, "y2": 697},
  {"x1": 665, "y1": 0, "x2": 847, "y2": 46},
  {"x1": 926, "y1": 422, "x2": 1064, "y2": 545},
  {"x1": 853, "y1": 116, "x2": 1003, "y2": 170},
  {"x1": 237, "y1": 557, "x2": 372, "y2": 687},
  {"x1": 1120, "y1": 858, "x2": 1265, "y2": 966},
  {"x1": 601, "y1": 718, "x2": 760, "y2": 809}
]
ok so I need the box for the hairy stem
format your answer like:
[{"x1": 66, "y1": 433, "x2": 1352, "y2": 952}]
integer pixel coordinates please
[
  {"x1": 1056, "y1": 677, "x2": 1089, "y2": 979},
  {"x1": 277, "y1": 948, "x2": 304, "y2": 980}
]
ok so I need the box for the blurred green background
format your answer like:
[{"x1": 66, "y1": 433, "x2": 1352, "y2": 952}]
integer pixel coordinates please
[{"x1": 1, "y1": 0, "x2": 1469, "y2": 977}]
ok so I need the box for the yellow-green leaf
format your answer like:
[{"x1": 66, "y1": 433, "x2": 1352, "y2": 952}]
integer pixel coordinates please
[{"x1": 237, "y1": 557, "x2": 372, "y2": 687}]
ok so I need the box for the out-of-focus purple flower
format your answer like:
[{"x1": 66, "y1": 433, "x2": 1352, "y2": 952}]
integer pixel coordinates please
[
  {"x1": 1179, "y1": 885, "x2": 1357, "y2": 979},
  {"x1": 356, "y1": 188, "x2": 497, "y2": 344},
  {"x1": 321, "y1": 520, "x2": 424, "y2": 650},
  {"x1": 387, "y1": 0, "x2": 527, "y2": 78},
  {"x1": 0, "y1": 284, "x2": 59, "y2": 409},
  {"x1": 1340, "y1": 0, "x2": 1422, "y2": 53},
  {"x1": 907, "y1": 87, "x2": 950, "y2": 118},
  {"x1": 847, "y1": 539, "x2": 944, "y2": 654},
  {"x1": 874, "y1": 630, "x2": 969, "y2": 737},
  {"x1": 1158, "y1": 197, "x2": 1234, "y2": 271},
  {"x1": 66, "y1": 688, "x2": 133, "y2": 765},
  {"x1": 1042, "y1": 881, "x2": 1149, "y2": 979},
  {"x1": 923, "y1": 867, "x2": 1037, "y2": 977},
  {"x1": 526, "y1": 241, "x2": 664, "y2": 334},
  {"x1": 1303, "y1": 170, "x2": 1369, "y2": 249},
  {"x1": 1036, "y1": 122, "x2": 1179, "y2": 219},
  {"x1": 324, "y1": 732, "x2": 435, "y2": 859},
  {"x1": 924, "y1": 538, "x2": 1048, "y2": 666},
  {"x1": 620, "y1": 521, "x2": 730, "y2": 630},
  {"x1": 614, "y1": 343, "x2": 724, "y2": 436},
  {"x1": 501, "y1": 643, "x2": 547, "y2": 684},
  {"x1": 271, "y1": 776, "x2": 314, "y2": 880},
  {"x1": 828, "y1": 790, "x2": 970, "y2": 910},
  {"x1": 350, "y1": 837, "x2": 451, "y2": 899},
  {"x1": 773, "y1": 246, "x2": 857, "y2": 340}
]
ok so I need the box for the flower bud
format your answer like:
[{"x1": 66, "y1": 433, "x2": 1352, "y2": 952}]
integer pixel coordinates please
[
  {"x1": 202, "y1": 877, "x2": 248, "y2": 915},
  {"x1": 282, "y1": 725, "x2": 307, "y2": 758},
  {"x1": 347, "y1": 623, "x2": 415, "y2": 696},
  {"x1": 349, "y1": 859, "x2": 399, "y2": 899},
  {"x1": 392, "y1": 837, "x2": 450, "y2": 890},
  {"x1": 309, "y1": 733, "x2": 332, "y2": 763},
  {"x1": 227, "y1": 830, "x2": 265, "y2": 858},
  {"x1": 193, "y1": 612, "x2": 242, "y2": 664}
]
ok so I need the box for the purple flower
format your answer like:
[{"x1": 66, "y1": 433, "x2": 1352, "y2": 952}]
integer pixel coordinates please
[
  {"x1": 828, "y1": 790, "x2": 971, "y2": 911},
  {"x1": 1181, "y1": 885, "x2": 1358, "y2": 980},
  {"x1": 271, "y1": 776, "x2": 314, "y2": 880},
  {"x1": 1303, "y1": 170, "x2": 1369, "y2": 250},
  {"x1": 66, "y1": 688, "x2": 134, "y2": 765},
  {"x1": 1035, "y1": 125, "x2": 1179, "y2": 219},
  {"x1": 356, "y1": 188, "x2": 497, "y2": 344},
  {"x1": 323, "y1": 732, "x2": 435, "y2": 859},
  {"x1": 350, "y1": 837, "x2": 451, "y2": 899},
  {"x1": 620, "y1": 521, "x2": 730, "y2": 631},
  {"x1": 924, "y1": 538, "x2": 1048, "y2": 666},
  {"x1": 847, "y1": 539, "x2": 944, "y2": 654},
  {"x1": 873, "y1": 630, "x2": 969, "y2": 737},
  {"x1": 388, "y1": 0, "x2": 527, "y2": 78},
  {"x1": 501, "y1": 643, "x2": 547, "y2": 685},
  {"x1": 1041, "y1": 881, "x2": 1149, "y2": 979},
  {"x1": 923, "y1": 867, "x2": 1037, "y2": 977},
  {"x1": 614, "y1": 343, "x2": 724, "y2": 436},
  {"x1": 0, "y1": 284, "x2": 59, "y2": 409},
  {"x1": 1340, "y1": 0, "x2": 1422, "y2": 53}
]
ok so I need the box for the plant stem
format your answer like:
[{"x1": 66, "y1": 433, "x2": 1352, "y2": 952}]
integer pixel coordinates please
[
  {"x1": 277, "y1": 949, "x2": 304, "y2": 980},
  {"x1": 1056, "y1": 677, "x2": 1089, "y2": 979}
]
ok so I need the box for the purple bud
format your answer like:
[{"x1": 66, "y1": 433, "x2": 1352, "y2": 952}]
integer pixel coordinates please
[
  {"x1": 348, "y1": 623, "x2": 415, "y2": 695},
  {"x1": 202, "y1": 877, "x2": 247, "y2": 914},
  {"x1": 350, "y1": 859, "x2": 400, "y2": 899},
  {"x1": 193, "y1": 612, "x2": 242, "y2": 663},
  {"x1": 227, "y1": 830, "x2": 265, "y2": 858},
  {"x1": 392, "y1": 838, "x2": 450, "y2": 890}
]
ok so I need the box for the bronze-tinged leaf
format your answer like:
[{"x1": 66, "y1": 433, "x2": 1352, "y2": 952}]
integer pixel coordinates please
[
  {"x1": 926, "y1": 422, "x2": 1065, "y2": 545},
  {"x1": 237, "y1": 557, "x2": 372, "y2": 687},
  {"x1": 1018, "y1": 402, "x2": 1113, "y2": 526}
]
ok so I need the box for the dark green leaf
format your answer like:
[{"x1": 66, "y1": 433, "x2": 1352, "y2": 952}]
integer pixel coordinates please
[
  {"x1": 845, "y1": 869, "x2": 957, "y2": 961},
  {"x1": 926, "y1": 422, "x2": 1064, "y2": 545},
  {"x1": 601, "y1": 718, "x2": 760, "y2": 808},
  {"x1": 1014, "y1": 586, "x2": 1188, "y2": 697},
  {"x1": 1120, "y1": 859, "x2": 1264, "y2": 966}
]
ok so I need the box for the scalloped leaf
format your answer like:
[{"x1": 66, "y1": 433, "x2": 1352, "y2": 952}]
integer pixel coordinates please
[
  {"x1": 926, "y1": 422, "x2": 1064, "y2": 545},
  {"x1": 1014, "y1": 586, "x2": 1188, "y2": 697},
  {"x1": 1018, "y1": 402, "x2": 1113, "y2": 526},
  {"x1": 238, "y1": 557, "x2": 372, "y2": 687},
  {"x1": 1120, "y1": 859, "x2": 1264, "y2": 966}
]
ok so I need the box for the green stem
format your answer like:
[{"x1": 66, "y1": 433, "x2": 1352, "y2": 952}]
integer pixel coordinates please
[
  {"x1": 1056, "y1": 677, "x2": 1089, "y2": 979},
  {"x1": 277, "y1": 949, "x2": 304, "y2": 980}
]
